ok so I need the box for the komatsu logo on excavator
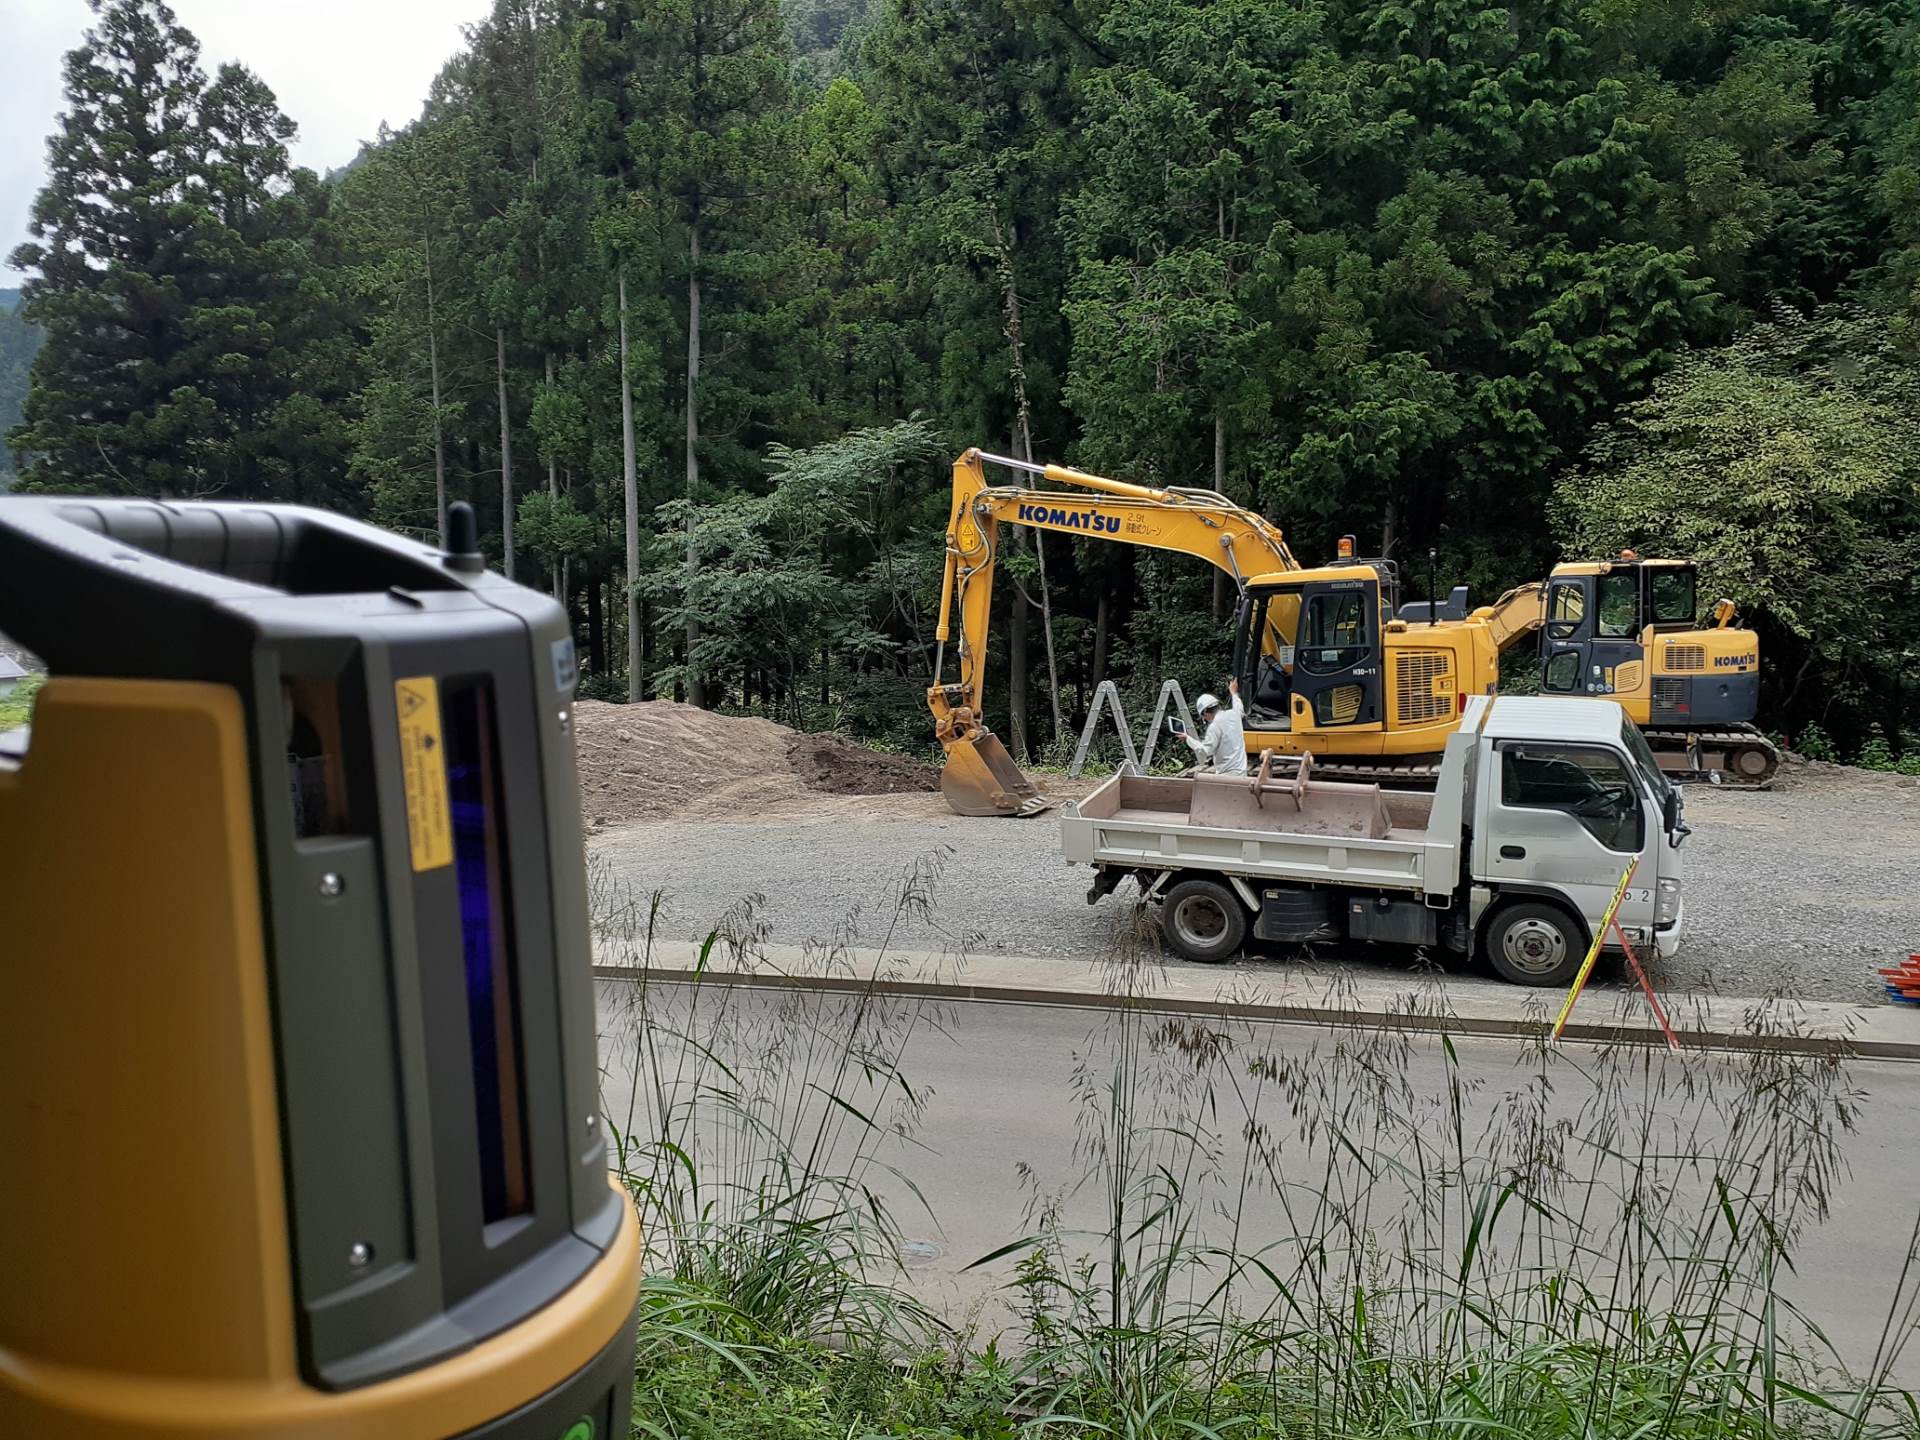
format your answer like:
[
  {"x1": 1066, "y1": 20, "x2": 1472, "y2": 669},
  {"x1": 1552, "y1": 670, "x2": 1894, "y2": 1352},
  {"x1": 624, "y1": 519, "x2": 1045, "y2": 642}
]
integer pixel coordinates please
[
  {"x1": 1714, "y1": 653, "x2": 1756, "y2": 668},
  {"x1": 1017, "y1": 501, "x2": 1123, "y2": 534}
]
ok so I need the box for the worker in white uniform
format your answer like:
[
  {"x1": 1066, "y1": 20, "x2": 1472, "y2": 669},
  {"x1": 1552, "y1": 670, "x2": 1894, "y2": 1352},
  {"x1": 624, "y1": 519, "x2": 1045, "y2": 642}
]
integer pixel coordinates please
[{"x1": 1183, "y1": 678, "x2": 1248, "y2": 776}]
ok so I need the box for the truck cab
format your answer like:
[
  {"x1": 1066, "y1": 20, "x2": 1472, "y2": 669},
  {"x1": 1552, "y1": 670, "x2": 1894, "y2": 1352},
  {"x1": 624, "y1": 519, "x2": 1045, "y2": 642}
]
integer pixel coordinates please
[{"x1": 1464, "y1": 696, "x2": 1687, "y2": 983}]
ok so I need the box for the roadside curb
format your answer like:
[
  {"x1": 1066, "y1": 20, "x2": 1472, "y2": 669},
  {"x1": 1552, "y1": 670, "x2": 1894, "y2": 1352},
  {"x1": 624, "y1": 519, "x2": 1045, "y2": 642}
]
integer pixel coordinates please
[{"x1": 591, "y1": 947, "x2": 1920, "y2": 1062}]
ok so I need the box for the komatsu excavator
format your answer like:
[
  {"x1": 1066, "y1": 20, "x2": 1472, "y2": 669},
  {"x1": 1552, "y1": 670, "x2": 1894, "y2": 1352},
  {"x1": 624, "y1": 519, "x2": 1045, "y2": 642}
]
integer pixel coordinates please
[{"x1": 929, "y1": 449, "x2": 1776, "y2": 817}]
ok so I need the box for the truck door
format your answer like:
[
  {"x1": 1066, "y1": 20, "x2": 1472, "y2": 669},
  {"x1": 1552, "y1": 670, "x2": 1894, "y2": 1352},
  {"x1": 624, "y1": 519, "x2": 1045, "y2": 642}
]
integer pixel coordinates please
[
  {"x1": 1290, "y1": 579, "x2": 1382, "y2": 730},
  {"x1": 1483, "y1": 739, "x2": 1657, "y2": 942}
]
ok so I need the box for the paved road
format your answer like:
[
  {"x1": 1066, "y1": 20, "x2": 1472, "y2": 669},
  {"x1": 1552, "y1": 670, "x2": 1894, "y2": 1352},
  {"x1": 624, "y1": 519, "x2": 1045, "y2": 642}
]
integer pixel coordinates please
[
  {"x1": 597, "y1": 981, "x2": 1920, "y2": 1388},
  {"x1": 590, "y1": 767, "x2": 1920, "y2": 1005}
]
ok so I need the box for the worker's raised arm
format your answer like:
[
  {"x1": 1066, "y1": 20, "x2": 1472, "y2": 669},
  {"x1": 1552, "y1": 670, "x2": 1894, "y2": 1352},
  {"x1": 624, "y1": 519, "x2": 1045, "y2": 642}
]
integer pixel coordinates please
[
  {"x1": 1229, "y1": 677, "x2": 1244, "y2": 715},
  {"x1": 1185, "y1": 726, "x2": 1217, "y2": 759}
]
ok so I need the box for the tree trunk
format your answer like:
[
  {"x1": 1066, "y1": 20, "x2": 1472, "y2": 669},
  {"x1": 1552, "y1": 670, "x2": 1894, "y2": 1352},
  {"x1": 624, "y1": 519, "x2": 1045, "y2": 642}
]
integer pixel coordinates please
[
  {"x1": 820, "y1": 646, "x2": 830, "y2": 707},
  {"x1": 1382, "y1": 494, "x2": 1398, "y2": 561},
  {"x1": 1212, "y1": 408, "x2": 1229, "y2": 621},
  {"x1": 639, "y1": 598, "x2": 651, "y2": 699},
  {"x1": 546, "y1": 352, "x2": 561, "y2": 599},
  {"x1": 588, "y1": 571, "x2": 605, "y2": 677},
  {"x1": 1092, "y1": 590, "x2": 1110, "y2": 690},
  {"x1": 496, "y1": 326, "x2": 514, "y2": 580},
  {"x1": 685, "y1": 216, "x2": 706, "y2": 708},
  {"x1": 994, "y1": 214, "x2": 1063, "y2": 749},
  {"x1": 1009, "y1": 587, "x2": 1030, "y2": 762},
  {"x1": 424, "y1": 228, "x2": 447, "y2": 543},
  {"x1": 618, "y1": 268, "x2": 644, "y2": 703}
]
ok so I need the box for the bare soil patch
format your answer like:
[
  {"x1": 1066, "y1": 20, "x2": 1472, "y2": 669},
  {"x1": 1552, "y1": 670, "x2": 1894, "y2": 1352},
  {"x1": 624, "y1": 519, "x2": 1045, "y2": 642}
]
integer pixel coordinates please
[
  {"x1": 572, "y1": 699, "x2": 940, "y2": 826},
  {"x1": 787, "y1": 732, "x2": 939, "y2": 796},
  {"x1": 1772, "y1": 749, "x2": 1920, "y2": 794}
]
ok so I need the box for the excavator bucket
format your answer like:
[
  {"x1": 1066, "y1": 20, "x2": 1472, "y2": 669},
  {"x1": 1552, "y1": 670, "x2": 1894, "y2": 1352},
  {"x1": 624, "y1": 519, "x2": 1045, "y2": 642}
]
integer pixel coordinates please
[{"x1": 940, "y1": 732, "x2": 1054, "y2": 817}]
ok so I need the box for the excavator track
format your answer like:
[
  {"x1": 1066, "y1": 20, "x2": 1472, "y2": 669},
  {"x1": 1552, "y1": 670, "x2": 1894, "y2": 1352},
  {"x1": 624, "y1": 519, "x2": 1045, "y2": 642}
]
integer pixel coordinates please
[
  {"x1": 1274, "y1": 723, "x2": 1780, "y2": 792},
  {"x1": 1642, "y1": 723, "x2": 1780, "y2": 788}
]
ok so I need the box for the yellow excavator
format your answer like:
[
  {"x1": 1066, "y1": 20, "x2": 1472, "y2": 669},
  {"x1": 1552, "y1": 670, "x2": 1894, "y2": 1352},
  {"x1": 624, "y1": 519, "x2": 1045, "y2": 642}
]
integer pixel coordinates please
[{"x1": 929, "y1": 449, "x2": 1776, "y2": 817}]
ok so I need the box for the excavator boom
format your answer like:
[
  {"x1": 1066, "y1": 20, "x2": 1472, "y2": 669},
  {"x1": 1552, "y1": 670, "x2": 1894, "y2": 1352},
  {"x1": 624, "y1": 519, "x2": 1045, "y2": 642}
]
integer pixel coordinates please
[{"x1": 930, "y1": 449, "x2": 1298, "y2": 816}]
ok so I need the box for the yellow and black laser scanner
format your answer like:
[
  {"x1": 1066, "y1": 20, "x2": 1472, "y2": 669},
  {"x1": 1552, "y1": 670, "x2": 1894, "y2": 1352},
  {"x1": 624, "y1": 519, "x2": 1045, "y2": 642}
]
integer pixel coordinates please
[{"x1": 0, "y1": 497, "x2": 640, "y2": 1438}]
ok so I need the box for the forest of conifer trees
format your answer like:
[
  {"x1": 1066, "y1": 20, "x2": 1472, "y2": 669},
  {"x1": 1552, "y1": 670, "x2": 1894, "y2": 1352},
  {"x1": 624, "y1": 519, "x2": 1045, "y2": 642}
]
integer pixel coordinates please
[{"x1": 7, "y1": 0, "x2": 1920, "y2": 757}]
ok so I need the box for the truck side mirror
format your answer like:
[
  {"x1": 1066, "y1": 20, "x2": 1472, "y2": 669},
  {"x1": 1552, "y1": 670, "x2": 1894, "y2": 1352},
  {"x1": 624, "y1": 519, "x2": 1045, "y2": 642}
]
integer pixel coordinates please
[{"x1": 1664, "y1": 789, "x2": 1689, "y2": 844}]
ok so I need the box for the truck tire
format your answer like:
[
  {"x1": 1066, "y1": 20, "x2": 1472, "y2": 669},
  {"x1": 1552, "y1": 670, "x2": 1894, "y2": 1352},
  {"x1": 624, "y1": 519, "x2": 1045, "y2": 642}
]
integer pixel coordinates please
[
  {"x1": 1161, "y1": 878, "x2": 1248, "y2": 964},
  {"x1": 1481, "y1": 901, "x2": 1586, "y2": 988}
]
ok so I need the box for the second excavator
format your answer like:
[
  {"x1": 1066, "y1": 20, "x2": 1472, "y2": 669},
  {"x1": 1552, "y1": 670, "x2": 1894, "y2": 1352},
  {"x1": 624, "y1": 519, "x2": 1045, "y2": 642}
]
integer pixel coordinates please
[{"x1": 929, "y1": 449, "x2": 1777, "y2": 817}]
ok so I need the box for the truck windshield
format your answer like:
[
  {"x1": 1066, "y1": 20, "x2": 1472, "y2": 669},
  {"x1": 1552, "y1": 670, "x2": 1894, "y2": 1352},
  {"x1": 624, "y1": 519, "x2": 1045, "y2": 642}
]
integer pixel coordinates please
[{"x1": 1620, "y1": 718, "x2": 1673, "y2": 809}]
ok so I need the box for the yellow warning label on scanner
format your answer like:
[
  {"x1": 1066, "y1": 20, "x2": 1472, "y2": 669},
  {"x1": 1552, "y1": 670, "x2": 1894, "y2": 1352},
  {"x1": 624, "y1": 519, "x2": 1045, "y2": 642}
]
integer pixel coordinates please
[{"x1": 395, "y1": 675, "x2": 453, "y2": 872}]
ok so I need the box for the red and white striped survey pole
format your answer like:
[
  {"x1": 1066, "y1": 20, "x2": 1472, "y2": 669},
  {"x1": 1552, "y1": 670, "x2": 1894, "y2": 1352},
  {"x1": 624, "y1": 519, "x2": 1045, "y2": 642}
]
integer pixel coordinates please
[{"x1": 1551, "y1": 856, "x2": 1681, "y2": 1051}]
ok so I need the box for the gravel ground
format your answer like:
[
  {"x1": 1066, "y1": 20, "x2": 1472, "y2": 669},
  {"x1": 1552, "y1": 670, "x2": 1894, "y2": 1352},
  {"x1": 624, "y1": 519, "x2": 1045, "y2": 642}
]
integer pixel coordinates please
[{"x1": 589, "y1": 765, "x2": 1920, "y2": 1005}]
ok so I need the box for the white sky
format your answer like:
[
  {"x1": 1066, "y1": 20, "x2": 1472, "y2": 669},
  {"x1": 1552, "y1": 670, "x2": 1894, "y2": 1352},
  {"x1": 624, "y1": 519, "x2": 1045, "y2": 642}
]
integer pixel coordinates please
[{"x1": 3, "y1": 0, "x2": 493, "y2": 277}]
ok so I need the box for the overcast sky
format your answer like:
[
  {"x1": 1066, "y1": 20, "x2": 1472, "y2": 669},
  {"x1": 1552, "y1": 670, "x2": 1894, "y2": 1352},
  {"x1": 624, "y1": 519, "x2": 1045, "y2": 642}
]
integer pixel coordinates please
[{"x1": 3, "y1": 0, "x2": 493, "y2": 278}]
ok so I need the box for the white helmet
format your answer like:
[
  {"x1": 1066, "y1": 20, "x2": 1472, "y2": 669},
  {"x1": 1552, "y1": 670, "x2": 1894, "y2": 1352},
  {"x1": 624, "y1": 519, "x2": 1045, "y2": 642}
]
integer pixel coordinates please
[{"x1": 1194, "y1": 693, "x2": 1220, "y2": 717}]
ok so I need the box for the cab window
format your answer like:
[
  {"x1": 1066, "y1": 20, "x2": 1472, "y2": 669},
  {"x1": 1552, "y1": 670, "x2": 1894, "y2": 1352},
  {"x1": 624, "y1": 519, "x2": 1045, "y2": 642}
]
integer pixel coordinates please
[
  {"x1": 1499, "y1": 741, "x2": 1644, "y2": 852},
  {"x1": 1649, "y1": 567, "x2": 1696, "y2": 625},
  {"x1": 1542, "y1": 649, "x2": 1581, "y2": 693},
  {"x1": 1297, "y1": 590, "x2": 1368, "y2": 674},
  {"x1": 1261, "y1": 591, "x2": 1300, "y2": 658},
  {"x1": 1596, "y1": 572, "x2": 1638, "y2": 639},
  {"x1": 1546, "y1": 581, "x2": 1585, "y2": 640}
]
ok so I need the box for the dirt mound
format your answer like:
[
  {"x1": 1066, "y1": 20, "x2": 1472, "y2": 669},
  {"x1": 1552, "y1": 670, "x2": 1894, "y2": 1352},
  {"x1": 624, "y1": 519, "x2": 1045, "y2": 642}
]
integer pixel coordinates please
[
  {"x1": 571, "y1": 699, "x2": 795, "y2": 825},
  {"x1": 787, "y1": 732, "x2": 939, "y2": 796},
  {"x1": 571, "y1": 699, "x2": 940, "y2": 826}
]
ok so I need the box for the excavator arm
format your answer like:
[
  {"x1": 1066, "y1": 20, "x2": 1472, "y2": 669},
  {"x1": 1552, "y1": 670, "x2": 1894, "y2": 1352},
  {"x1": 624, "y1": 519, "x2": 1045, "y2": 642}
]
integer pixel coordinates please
[
  {"x1": 929, "y1": 448, "x2": 1298, "y2": 817},
  {"x1": 1469, "y1": 582, "x2": 1548, "y2": 653}
]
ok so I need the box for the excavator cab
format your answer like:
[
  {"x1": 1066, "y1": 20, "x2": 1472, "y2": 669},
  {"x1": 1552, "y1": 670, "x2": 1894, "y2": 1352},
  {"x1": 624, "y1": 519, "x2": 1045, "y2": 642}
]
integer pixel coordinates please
[
  {"x1": 1536, "y1": 556, "x2": 1773, "y2": 781},
  {"x1": 1233, "y1": 568, "x2": 1388, "y2": 733},
  {"x1": 1539, "y1": 558, "x2": 1754, "y2": 722}
]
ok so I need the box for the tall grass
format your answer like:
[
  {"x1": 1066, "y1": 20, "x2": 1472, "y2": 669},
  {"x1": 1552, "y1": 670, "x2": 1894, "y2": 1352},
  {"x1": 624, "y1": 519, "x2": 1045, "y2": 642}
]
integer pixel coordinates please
[
  {"x1": 591, "y1": 859, "x2": 1920, "y2": 1439},
  {"x1": 593, "y1": 851, "x2": 961, "y2": 1363}
]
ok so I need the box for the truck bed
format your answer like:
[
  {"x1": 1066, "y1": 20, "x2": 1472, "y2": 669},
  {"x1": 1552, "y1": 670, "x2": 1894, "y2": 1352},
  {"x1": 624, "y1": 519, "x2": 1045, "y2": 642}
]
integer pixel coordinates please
[{"x1": 1061, "y1": 770, "x2": 1463, "y2": 897}]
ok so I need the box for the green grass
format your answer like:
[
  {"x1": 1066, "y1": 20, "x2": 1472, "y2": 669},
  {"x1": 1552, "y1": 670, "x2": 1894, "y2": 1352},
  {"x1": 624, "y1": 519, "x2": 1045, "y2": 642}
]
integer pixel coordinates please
[
  {"x1": 0, "y1": 671, "x2": 42, "y2": 730},
  {"x1": 592, "y1": 859, "x2": 1920, "y2": 1440}
]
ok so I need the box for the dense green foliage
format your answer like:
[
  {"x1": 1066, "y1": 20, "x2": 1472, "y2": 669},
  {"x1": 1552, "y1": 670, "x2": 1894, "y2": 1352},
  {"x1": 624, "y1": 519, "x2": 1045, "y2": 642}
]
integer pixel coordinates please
[
  {"x1": 9, "y1": 0, "x2": 1920, "y2": 752},
  {"x1": 0, "y1": 295, "x2": 39, "y2": 483},
  {"x1": 0, "y1": 672, "x2": 43, "y2": 731},
  {"x1": 1558, "y1": 305, "x2": 1920, "y2": 751},
  {"x1": 8, "y1": 2, "x2": 353, "y2": 500}
]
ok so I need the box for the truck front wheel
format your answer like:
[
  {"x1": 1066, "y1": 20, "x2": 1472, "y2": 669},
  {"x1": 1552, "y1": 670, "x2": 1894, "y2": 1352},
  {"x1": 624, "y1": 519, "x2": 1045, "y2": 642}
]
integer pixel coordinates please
[
  {"x1": 1161, "y1": 878, "x2": 1248, "y2": 964},
  {"x1": 1482, "y1": 901, "x2": 1586, "y2": 987}
]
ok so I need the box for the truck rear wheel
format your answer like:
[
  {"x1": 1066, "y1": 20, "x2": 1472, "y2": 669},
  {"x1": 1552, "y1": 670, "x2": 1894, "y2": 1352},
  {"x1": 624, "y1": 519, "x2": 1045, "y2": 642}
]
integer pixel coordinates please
[
  {"x1": 1482, "y1": 901, "x2": 1586, "y2": 988},
  {"x1": 1161, "y1": 878, "x2": 1247, "y2": 964}
]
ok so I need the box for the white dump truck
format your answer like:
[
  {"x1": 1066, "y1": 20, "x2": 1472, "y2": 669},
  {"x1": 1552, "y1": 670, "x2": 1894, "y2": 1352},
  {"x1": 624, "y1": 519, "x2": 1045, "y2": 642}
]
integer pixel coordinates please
[{"x1": 1061, "y1": 695, "x2": 1688, "y2": 986}]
